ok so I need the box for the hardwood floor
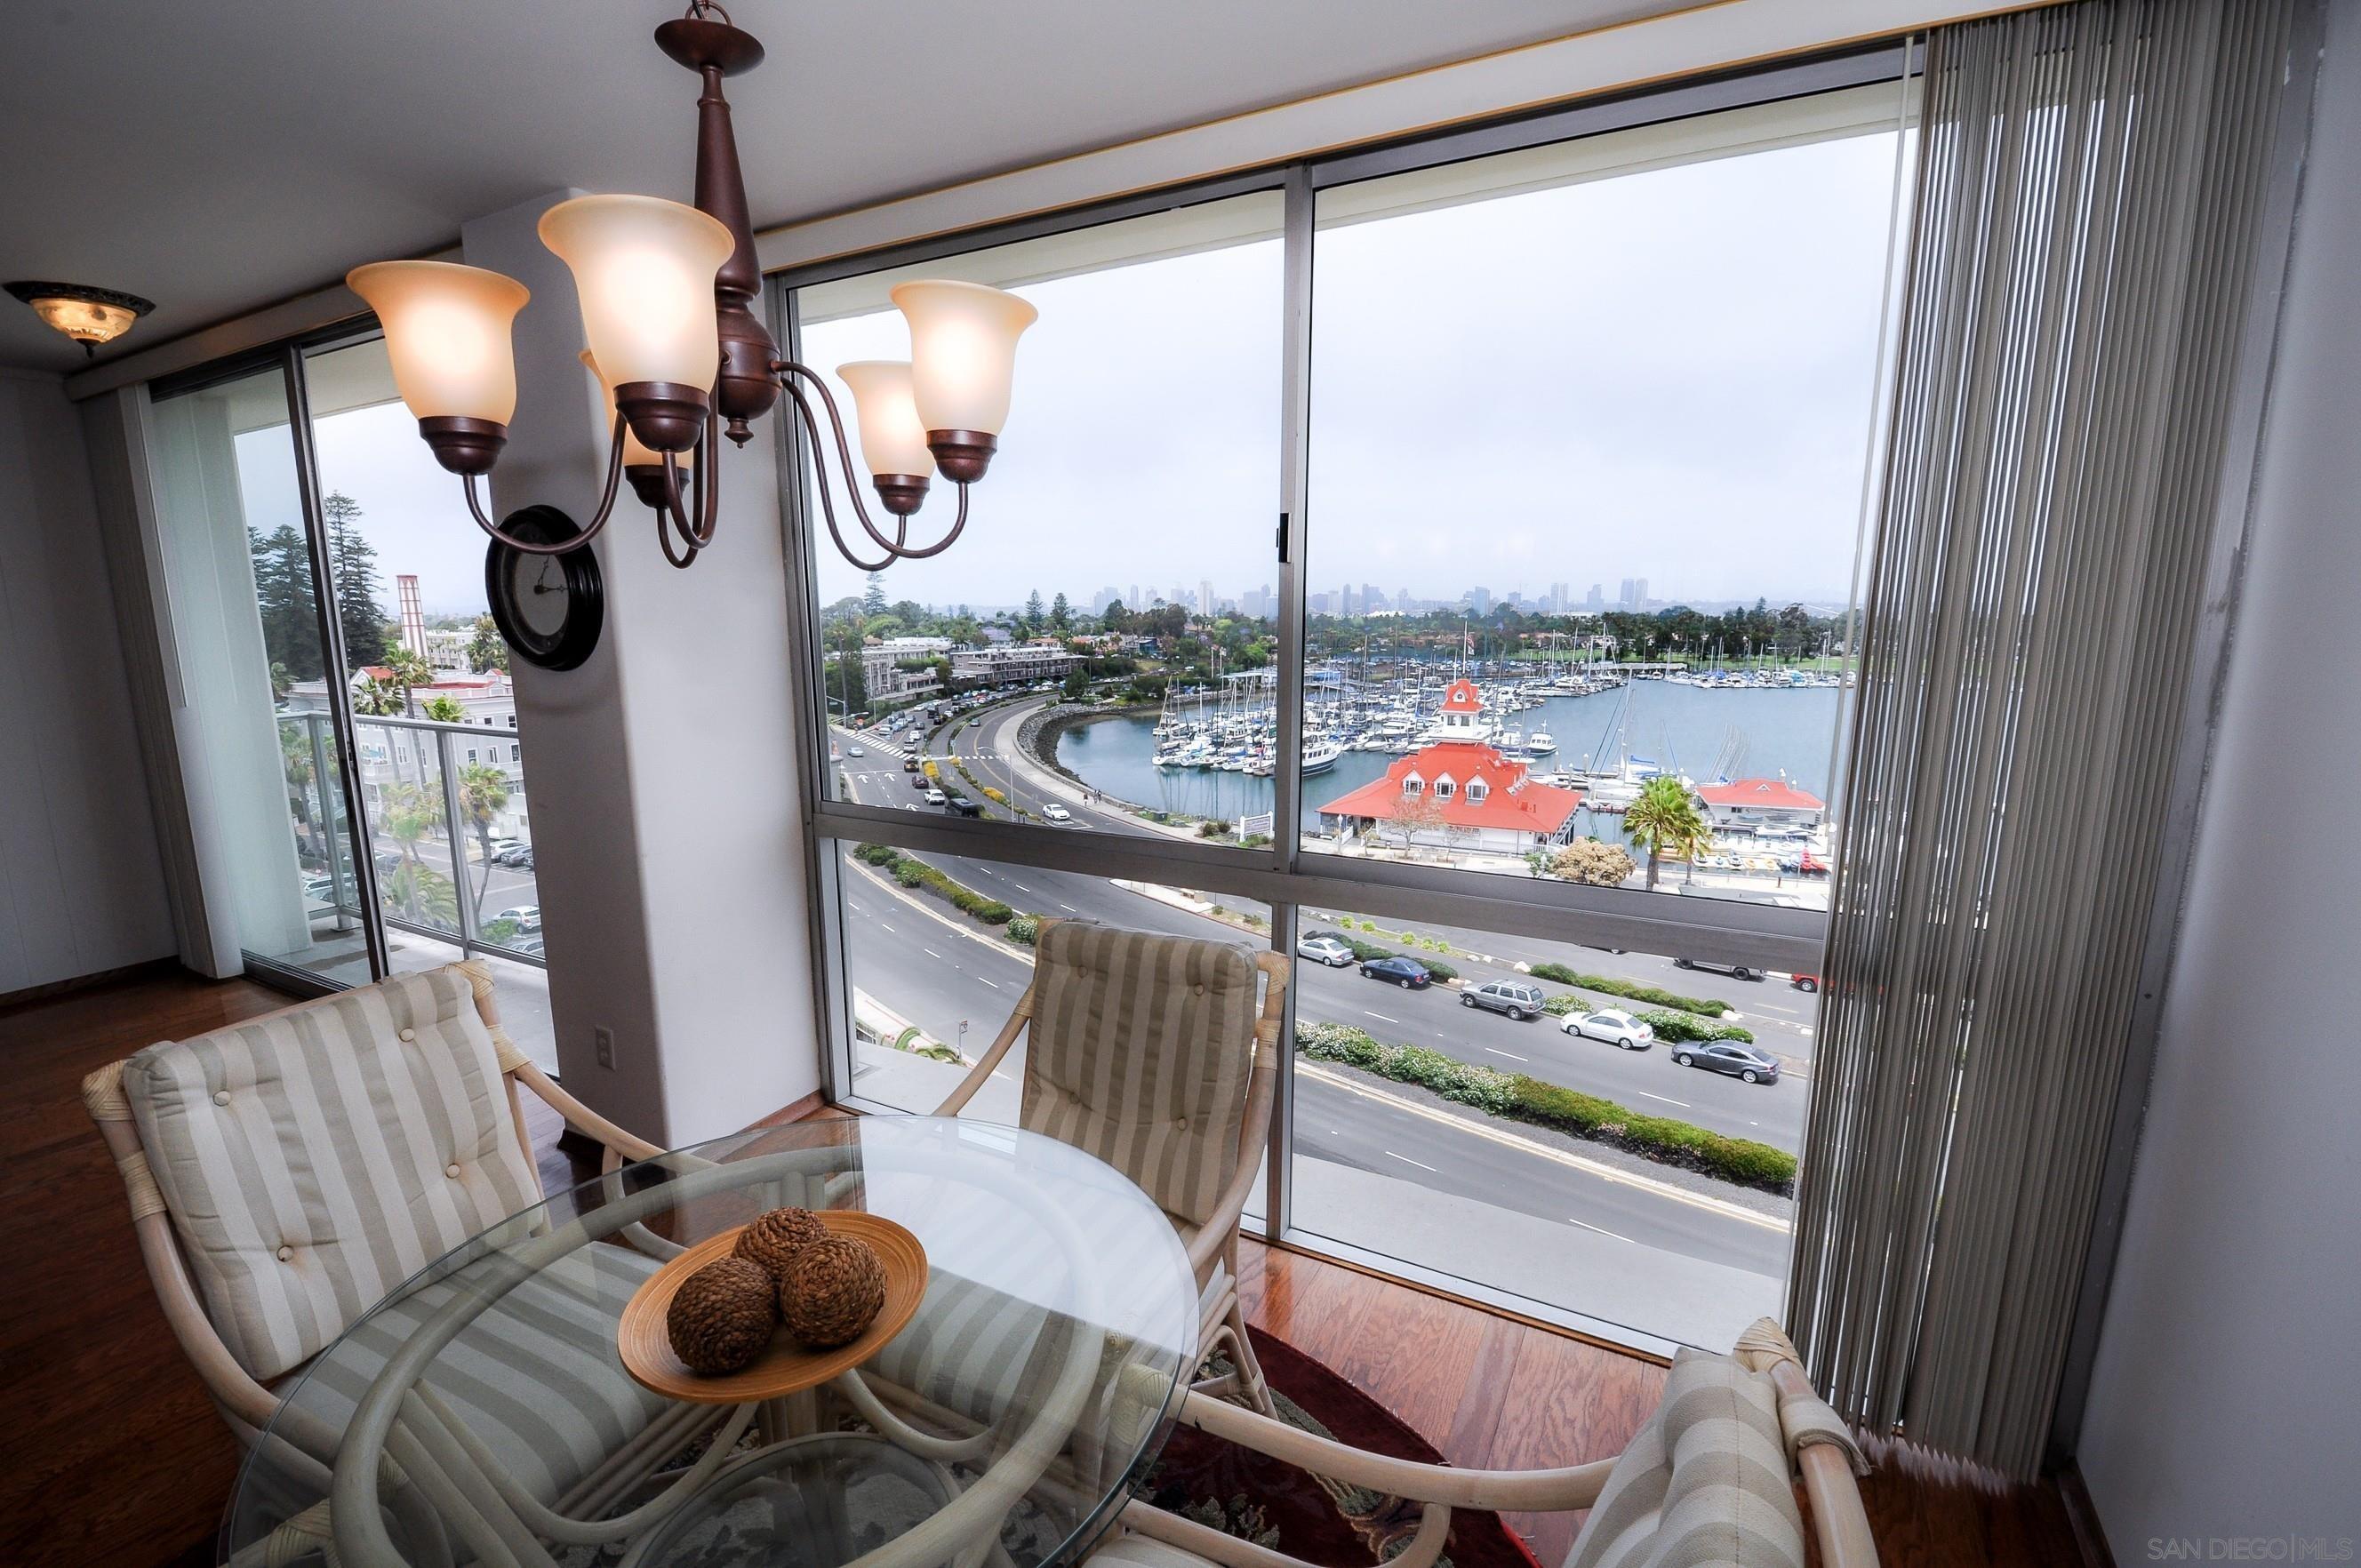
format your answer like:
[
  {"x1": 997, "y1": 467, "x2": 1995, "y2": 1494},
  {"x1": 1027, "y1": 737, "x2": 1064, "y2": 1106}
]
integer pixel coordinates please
[{"x1": 2, "y1": 965, "x2": 2099, "y2": 1567}]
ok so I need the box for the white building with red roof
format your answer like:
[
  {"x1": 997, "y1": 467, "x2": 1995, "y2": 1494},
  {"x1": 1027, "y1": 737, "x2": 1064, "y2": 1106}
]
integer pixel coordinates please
[
  {"x1": 1697, "y1": 777, "x2": 1825, "y2": 832},
  {"x1": 1317, "y1": 679, "x2": 1584, "y2": 857}
]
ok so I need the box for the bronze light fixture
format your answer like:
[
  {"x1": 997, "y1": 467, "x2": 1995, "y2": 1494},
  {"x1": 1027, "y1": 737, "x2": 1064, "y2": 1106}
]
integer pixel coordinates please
[
  {"x1": 5, "y1": 280, "x2": 156, "y2": 356},
  {"x1": 347, "y1": 2, "x2": 1035, "y2": 571}
]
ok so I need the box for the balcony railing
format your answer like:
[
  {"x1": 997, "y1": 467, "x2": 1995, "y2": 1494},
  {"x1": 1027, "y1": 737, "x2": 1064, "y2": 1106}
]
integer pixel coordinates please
[{"x1": 282, "y1": 708, "x2": 545, "y2": 971}]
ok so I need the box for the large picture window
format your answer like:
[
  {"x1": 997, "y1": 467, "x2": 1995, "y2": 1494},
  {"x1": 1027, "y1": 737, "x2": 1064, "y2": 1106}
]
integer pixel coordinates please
[{"x1": 792, "y1": 59, "x2": 1910, "y2": 1348}]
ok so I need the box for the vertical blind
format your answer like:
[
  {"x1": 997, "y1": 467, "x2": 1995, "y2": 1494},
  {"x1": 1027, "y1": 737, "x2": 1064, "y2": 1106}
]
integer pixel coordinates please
[{"x1": 1787, "y1": 0, "x2": 2297, "y2": 1477}]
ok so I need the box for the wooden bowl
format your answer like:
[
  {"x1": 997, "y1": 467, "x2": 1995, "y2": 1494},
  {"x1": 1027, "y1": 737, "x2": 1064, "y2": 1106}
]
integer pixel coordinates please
[{"x1": 617, "y1": 1212, "x2": 927, "y2": 1404}]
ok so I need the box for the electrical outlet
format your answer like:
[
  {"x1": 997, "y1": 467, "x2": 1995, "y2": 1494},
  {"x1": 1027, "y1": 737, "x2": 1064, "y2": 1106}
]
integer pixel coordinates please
[{"x1": 594, "y1": 1026, "x2": 615, "y2": 1069}]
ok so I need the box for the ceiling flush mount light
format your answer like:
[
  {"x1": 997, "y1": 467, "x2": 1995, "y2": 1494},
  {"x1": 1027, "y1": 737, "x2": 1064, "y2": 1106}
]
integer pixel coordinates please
[
  {"x1": 4, "y1": 281, "x2": 156, "y2": 356},
  {"x1": 347, "y1": 1, "x2": 1034, "y2": 574}
]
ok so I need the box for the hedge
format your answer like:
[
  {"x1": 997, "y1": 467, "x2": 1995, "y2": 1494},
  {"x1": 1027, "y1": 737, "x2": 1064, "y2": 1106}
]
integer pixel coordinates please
[
  {"x1": 1296, "y1": 1020, "x2": 1794, "y2": 1193},
  {"x1": 1314, "y1": 930, "x2": 1460, "y2": 983},
  {"x1": 854, "y1": 844, "x2": 1016, "y2": 925},
  {"x1": 1525, "y1": 962, "x2": 1734, "y2": 1019}
]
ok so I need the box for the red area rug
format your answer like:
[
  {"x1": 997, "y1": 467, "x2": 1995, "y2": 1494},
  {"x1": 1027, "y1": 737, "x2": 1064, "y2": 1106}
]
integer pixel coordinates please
[{"x1": 1142, "y1": 1328, "x2": 1549, "y2": 1568}]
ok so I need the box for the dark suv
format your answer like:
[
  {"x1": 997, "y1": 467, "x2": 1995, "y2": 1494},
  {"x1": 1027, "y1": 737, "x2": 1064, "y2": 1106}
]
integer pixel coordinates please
[
  {"x1": 942, "y1": 795, "x2": 984, "y2": 818},
  {"x1": 1461, "y1": 980, "x2": 1547, "y2": 1020},
  {"x1": 1670, "y1": 1041, "x2": 1782, "y2": 1084}
]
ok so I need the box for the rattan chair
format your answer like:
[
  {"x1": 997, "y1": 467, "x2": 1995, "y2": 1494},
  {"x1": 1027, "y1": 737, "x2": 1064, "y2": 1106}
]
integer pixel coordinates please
[
  {"x1": 929, "y1": 917, "x2": 1287, "y2": 1414},
  {"x1": 78, "y1": 958, "x2": 676, "y2": 1558},
  {"x1": 1095, "y1": 1318, "x2": 1877, "y2": 1568}
]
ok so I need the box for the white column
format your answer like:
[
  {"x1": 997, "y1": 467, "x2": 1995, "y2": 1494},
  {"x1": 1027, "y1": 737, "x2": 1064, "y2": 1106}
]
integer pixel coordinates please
[{"x1": 462, "y1": 192, "x2": 819, "y2": 1145}]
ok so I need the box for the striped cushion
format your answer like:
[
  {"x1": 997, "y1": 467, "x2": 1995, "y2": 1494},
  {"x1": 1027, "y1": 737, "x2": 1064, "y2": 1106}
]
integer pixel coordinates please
[
  {"x1": 123, "y1": 966, "x2": 541, "y2": 1380},
  {"x1": 1023, "y1": 923, "x2": 1258, "y2": 1228},
  {"x1": 285, "y1": 1241, "x2": 667, "y2": 1504},
  {"x1": 1564, "y1": 1349, "x2": 1806, "y2": 1568}
]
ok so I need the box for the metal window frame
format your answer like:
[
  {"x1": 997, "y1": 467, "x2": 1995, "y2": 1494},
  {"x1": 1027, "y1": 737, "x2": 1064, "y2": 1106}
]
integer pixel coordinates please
[{"x1": 771, "y1": 46, "x2": 1910, "y2": 1304}]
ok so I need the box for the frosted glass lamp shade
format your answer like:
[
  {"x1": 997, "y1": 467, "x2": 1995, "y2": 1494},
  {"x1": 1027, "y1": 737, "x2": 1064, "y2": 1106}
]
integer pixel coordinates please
[
  {"x1": 538, "y1": 195, "x2": 732, "y2": 392},
  {"x1": 836, "y1": 362, "x2": 935, "y2": 478},
  {"x1": 347, "y1": 261, "x2": 528, "y2": 424},
  {"x1": 891, "y1": 280, "x2": 1036, "y2": 436},
  {"x1": 581, "y1": 351, "x2": 690, "y2": 470}
]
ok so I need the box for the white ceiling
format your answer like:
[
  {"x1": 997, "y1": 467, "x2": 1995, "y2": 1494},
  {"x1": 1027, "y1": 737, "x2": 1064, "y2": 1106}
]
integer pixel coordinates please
[{"x1": 1, "y1": 1, "x2": 1701, "y2": 375}]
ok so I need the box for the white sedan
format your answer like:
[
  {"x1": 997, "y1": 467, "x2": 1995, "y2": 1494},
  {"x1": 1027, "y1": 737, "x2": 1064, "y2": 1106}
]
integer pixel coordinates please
[
  {"x1": 1041, "y1": 803, "x2": 1073, "y2": 822},
  {"x1": 1562, "y1": 1007, "x2": 1654, "y2": 1050}
]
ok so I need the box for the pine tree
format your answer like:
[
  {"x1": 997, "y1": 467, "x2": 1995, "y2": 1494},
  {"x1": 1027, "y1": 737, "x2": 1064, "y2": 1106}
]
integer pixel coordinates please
[
  {"x1": 862, "y1": 571, "x2": 888, "y2": 618},
  {"x1": 1049, "y1": 591, "x2": 1071, "y2": 632},
  {"x1": 323, "y1": 492, "x2": 388, "y2": 671},
  {"x1": 249, "y1": 524, "x2": 324, "y2": 681},
  {"x1": 1023, "y1": 589, "x2": 1045, "y2": 634}
]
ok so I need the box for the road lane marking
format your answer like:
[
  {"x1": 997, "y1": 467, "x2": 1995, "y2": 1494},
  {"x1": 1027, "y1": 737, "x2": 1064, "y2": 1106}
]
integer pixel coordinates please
[
  {"x1": 1012, "y1": 883, "x2": 1031, "y2": 893},
  {"x1": 880, "y1": 924, "x2": 895, "y2": 934},
  {"x1": 923, "y1": 948, "x2": 941, "y2": 960},
  {"x1": 1058, "y1": 903, "x2": 1076, "y2": 913},
  {"x1": 1385, "y1": 1150, "x2": 1438, "y2": 1172},
  {"x1": 1365, "y1": 1012, "x2": 1399, "y2": 1024},
  {"x1": 1634, "y1": 1091, "x2": 1690, "y2": 1108},
  {"x1": 1295, "y1": 1061, "x2": 1789, "y2": 1232},
  {"x1": 1484, "y1": 1047, "x2": 1528, "y2": 1062},
  {"x1": 1567, "y1": 1217, "x2": 1635, "y2": 1243},
  {"x1": 978, "y1": 977, "x2": 1000, "y2": 988}
]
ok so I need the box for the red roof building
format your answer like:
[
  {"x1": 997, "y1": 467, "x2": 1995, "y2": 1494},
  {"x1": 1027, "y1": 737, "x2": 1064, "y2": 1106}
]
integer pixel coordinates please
[
  {"x1": 1317, "y1": 680, "x2": 1584, "y2": 854},
  {"x1": 1697, "y1": 777, "x2": 1825, "y2": 828}
]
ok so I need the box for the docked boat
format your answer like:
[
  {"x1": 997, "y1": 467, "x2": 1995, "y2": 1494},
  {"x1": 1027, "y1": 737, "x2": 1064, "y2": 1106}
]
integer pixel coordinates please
[
  {"x1": 1525, "y1": 729, "x2": 1557, "y2": 755},
  {"x1": 1301, "y1": 737, "x2": 1344, "y2": 774}
]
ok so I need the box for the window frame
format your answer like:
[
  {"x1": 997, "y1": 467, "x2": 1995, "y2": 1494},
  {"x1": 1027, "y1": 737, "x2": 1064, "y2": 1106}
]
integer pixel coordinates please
[{"x1": 773, "y1": 42, "x2": 1909, "y2": 1341}]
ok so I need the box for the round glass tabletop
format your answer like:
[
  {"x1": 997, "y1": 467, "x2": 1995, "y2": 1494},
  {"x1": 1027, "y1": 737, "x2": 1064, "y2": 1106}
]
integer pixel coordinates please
[{"x1": 221, "y1": 1116, "x2": 1200, "y2": 1568}]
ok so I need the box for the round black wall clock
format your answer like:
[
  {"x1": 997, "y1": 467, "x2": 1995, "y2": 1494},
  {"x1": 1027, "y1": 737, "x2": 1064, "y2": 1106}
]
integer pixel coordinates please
[{"x1": 484, "y1": 505, "x2": 604, "y2": 671}]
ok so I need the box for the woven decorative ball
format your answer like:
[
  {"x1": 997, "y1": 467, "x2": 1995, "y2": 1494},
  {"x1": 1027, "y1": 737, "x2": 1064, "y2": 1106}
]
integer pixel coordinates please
[
  {"x1": 665, "y1": 1256, "x2": 778, "y2": 1374},
  {"x1": 778, "y1": 1234, "x2": 887, "y2": 1348},
  {"x1": 732, "y1": 1206, "x2": 830, "y2": 1285}
]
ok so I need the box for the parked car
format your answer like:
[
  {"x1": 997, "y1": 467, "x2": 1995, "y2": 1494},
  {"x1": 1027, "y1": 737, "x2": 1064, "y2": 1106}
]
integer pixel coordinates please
[
  {"x1": 1563, "y1": 1008, "x2": 1654, "y2": 1049},
  {"x1": 1461, "y1": 980, "x2": 1547, "y2": 1020},
  {"x1": 300, "y1": 875, "x2": 335, "y2": 903},
  {"x1": 1671, "y1": 1041, "x2": 1781, "y2": 1084},
  {"x1": 510, "y1": 934, "x2": 545, "y2": 957},
  {"x1": 1296, "y1": 934, "x2": 1355, "y2": 967},
  {"x1": 492, "y1": 905, "x2": 542, "y2": 932},
  {"x1": 1041, "y1": 804, "x2": 1072, "y2": 822},
  {"x1": 1359, "y1": 956, "x2": 1431, "y2": 988},
  {"x1": 484, "y1": 837, "x2": 522, "y2": 860},
  {"x1": 494, "y1": 844, "x2": 533, "y2": 866},
  {"x1": 1791, "y1": 973, "x2": 1821, "y2": 993},
  {"x1": 1673, "y1": 956, "x2": 1764, "y2": 981},
  {"x1": 924, "y1": 788, "x2": 948, "y2": 805}
]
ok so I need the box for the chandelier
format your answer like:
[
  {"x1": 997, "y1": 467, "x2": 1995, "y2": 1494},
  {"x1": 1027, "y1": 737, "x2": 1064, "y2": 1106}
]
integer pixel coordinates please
[{"x1": 346, "y1": 2, "x2": 1035, "y2": 572}]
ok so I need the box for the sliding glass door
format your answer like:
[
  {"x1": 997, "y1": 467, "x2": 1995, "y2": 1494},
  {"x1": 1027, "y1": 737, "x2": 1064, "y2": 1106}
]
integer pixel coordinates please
[{"x1": 145, "y1": 336, "x2": 558, "y2": 1068}]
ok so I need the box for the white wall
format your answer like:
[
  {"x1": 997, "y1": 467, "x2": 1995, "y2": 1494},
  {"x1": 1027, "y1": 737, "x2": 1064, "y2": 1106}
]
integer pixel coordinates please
[
  {"x1": 462, "y1": 195, "x2": 820, "y2": 1148},
  {"x1": 2077, "y1": 0, "x2": 2361, "y2": 1552},
  {"x1": 0, "y1": 369, "x2": 175, "y2": 992}
]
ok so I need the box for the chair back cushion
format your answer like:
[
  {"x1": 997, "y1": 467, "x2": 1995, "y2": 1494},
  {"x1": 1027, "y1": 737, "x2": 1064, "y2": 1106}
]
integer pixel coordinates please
[
  {"x1": 1565, "y1": 1348, "x2": 1807, "y2": 1568},
  {"x1": 123, "y1": 965, "x2": 540, "y2": 1380},
  {"x1": 1022, "y1": 922, "x2": 1259, "y2": 1228}
]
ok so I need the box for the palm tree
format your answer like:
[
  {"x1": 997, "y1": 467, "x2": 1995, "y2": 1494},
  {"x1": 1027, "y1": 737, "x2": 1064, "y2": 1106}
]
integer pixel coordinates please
[
  {"x1": 1621, "y1": 774, "x2": 1709, "y2": 892},
  {"x1": 456, "y1": 764, "x2": 511, "y2": 920},
  {"x1": 376, "y1": 781, "x2": 449, "y2": 927}
]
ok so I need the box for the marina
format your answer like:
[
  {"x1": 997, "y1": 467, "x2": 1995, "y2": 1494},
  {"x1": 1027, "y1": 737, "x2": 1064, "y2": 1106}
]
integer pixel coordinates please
[{"x1": 1054, "y1": 661, "x2": 1849, "y2": 862}]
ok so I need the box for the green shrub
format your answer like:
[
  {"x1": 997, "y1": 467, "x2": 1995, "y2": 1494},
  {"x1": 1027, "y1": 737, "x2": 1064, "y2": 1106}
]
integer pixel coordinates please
[
  {"x1": 1005, "y1": 914, "x2": 1040, "y2": 946},
  {"x1": 1309, "y1": 925, "x2": 1461, "y2": 983},
  {"x1": 1199, "y1": 819, "x2": 1231, "y2": 837},
  {"x1": 1524, "y1": 962, "x2": 1733, "y2": 1019},
  {"x1": 853, "y1": 842, "x2": 900, "y2": 868},
  {"x1": 1297, "y1": 1020, "x2": 1795, "y2": 1193},
  {"x1": 894, "y1": 860, "x2": 925, "y2": 887},
  {"x1": 1635, "y1": 1010, "x2": 1754, "y2": 1044}
]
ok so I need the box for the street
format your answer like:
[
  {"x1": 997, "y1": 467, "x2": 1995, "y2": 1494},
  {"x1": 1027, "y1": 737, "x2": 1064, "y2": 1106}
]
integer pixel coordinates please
[{"x1": 831, "y1": 715, "x2": 1803, "y2": 1290}]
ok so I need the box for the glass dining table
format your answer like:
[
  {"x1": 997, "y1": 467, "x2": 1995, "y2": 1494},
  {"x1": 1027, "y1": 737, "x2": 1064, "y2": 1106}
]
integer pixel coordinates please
[{"x1": 221, "y1": 1116, "x2": 1202, "y2": 1568}]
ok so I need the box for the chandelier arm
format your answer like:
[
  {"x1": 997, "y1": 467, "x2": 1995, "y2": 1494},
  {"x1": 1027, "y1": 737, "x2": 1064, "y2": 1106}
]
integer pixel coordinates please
[
  {"x1": 772, "y1": 361, "x2": 919, "y2": 558},
  {"x1": 871, "y1": 483, "x2": 970, "y2": 560},
  {"x1": 460, "y1": 412, "x2": 629, "y2": 555},
  {"x1": 773, "y1": 376, "x2": 909, "y2": 572},
  {"x1": 656, "y1": 500, "x2": 700, "y2": 569}
]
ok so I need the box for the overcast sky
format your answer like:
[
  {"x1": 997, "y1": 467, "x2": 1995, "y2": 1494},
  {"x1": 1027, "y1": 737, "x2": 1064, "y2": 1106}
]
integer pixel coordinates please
[{"x1": 241, "y1": 120, "x2": 1901, "y2": 623}]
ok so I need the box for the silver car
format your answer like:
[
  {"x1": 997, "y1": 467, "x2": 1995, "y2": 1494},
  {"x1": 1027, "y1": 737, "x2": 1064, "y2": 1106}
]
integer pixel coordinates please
[
  {"x1": 1562, "y1": 1007, "x2": 1654, "y2": 1050},
  {"x1": 1296, "y1": 934, "x2": 1355, "y2": 967}
]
